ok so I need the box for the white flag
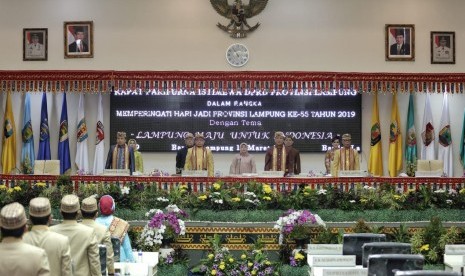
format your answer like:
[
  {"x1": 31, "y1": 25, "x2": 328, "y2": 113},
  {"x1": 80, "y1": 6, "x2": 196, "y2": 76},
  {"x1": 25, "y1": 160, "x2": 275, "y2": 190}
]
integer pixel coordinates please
[
  {"x1": 420, "y1": 93, "x2": 435, "y2": 160},
  {"x1": 75, "y1": 93, "x2": 89, "y2": 172},
  {"x1": 438, "y1": 92, "x2": 453, "y2": 176},
  {"x1": 93, "y1": 93, "x2": 105, "y2": 175}
]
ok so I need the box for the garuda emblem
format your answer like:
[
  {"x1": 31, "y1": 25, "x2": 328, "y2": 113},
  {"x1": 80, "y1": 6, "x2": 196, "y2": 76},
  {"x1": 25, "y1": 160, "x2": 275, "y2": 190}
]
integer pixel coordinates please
[{"x1": 210, "y1": 0, "x2": 268, "y2": 38}]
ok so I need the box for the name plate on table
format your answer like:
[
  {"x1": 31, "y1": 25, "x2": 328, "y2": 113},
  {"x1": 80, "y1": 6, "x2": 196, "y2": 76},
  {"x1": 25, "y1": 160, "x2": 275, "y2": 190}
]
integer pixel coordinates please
[
  {"x1": 446, "y1": 245, "x2": 465, "y2": 255},
  {"x1": 338, "y1": 170, "x2": 367, "y2": 177},
  {"x1": 114, "y1": 262, "x2": 149, "y2": 276},
  {"x1": 308, "y1": 255, "x2": 356, "y2": 267},
  {"x1": 312, "y1": 267, "x2": 368, "y2": 276},
  {"x1": 415, "y1": 171, "x2": 443, "y2": 177},
  {"x1": 444, "y1": 254, "x2": 465, "y2": 266},
  {"x1": 182, "y1": 170, "x2": 208, "y2": 177},
  {"x1": 258, "y1": 171, "x2": 284, "y2": 177},
  {"x1": 308, "y1": 244, "x2": 343, "y2": 255},
  {"x1": 103, "y1": 169, "x2": 130, "y2": 176}
]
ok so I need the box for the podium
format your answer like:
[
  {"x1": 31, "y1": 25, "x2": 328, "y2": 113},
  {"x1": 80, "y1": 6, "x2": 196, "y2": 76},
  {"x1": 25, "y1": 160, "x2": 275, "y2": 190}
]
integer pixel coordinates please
[{"x1": 33, "y1": 160, "x2": 60, "y2": 175}]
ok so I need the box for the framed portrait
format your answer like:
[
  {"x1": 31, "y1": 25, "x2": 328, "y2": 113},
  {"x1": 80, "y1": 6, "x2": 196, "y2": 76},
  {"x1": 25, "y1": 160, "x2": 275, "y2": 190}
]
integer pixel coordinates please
[
  {"x1": 385, "y1": 24, "x2": 415, "y2": 61},
  {"x1": 431, "y1": 31, "x2": 455, "y2": 64},
  {"x1": 64, "y1": 21, "x2": 93, "y2": 58},
  {"x1": 23, "y1": 28, "x2": 47, "y2": 61}
]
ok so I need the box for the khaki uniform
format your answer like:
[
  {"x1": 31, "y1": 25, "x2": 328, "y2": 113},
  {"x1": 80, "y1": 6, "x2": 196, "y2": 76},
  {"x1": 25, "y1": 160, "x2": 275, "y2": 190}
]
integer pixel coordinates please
[
  {"x1": 50, "y1": 220, "x2": 101, "y2": 276},
  {"x1": 24, "y1": 225, "x2": 72, "y2": 276},
  {"x1": 0, "y1": 237, "x2": 50, "y2": 276},
  {"x1": 82, "y1": 218, "x2": 115, "y2": 274}
]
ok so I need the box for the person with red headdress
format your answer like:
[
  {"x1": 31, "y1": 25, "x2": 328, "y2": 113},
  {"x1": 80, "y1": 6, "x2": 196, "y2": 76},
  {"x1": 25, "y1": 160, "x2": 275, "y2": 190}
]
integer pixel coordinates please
[{"x1": 95, "y1": 195, "x2": 135, "y2": 263}]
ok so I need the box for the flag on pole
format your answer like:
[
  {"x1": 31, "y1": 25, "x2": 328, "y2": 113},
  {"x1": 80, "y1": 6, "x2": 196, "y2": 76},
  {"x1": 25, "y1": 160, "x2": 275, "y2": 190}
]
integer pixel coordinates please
[
  {"x1": 37, "y1": 92, "x2": 51, "y2": 160},
  {"x1": 93, "y1": 93, "x2": 105, "y2": 175},
  {"x1": 438, "y1": 93, "x2": 453, "y2": 176},
  {"x1": 21, "y1": 93, "x2": 35, "y2": 174},
  {"x1": 405, "y1": 94, "x2": 417, "y2": 176},
  {"x1": 420, "y1": 93, "x2": 435, "y2": 160},
  {"x1": 388, "y1": 93, "x2": 403, "y2": 177},
  {"x1": 368, "y1": 93, "x2": 383, "y2": 176},
  {"x1": 2, "y1": 92, "x2": 16, "y2": 174},
  {"x1": 58, "y1": 93, "x2": 71, "y2": 175},
  {"x1": 75, "y1": 93, "x2": 89, "y2": 173},
  {"x1": 460, "y1": 109, "x2": 465, "y2": 174}
]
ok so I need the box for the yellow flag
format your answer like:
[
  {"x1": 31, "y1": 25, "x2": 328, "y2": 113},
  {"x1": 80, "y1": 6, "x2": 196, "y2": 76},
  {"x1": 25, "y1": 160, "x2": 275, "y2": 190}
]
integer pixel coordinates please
[
  {"x1": 388, "y1": 93, "x2": 403, "y2": 177},
  {"x1": 368, "y1": 93, "x2": 383, "y2": 176},
  {"x1": 2, "y1": 92, "x2": 16, "y2": 174}
]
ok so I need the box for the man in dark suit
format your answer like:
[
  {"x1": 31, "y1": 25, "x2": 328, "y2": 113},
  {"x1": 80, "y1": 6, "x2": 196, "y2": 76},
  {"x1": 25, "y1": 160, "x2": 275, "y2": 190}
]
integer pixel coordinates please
[
  {"x1": 68, "y1": 27, "x2": 89, "y2": 53},
  {"x1": 390, "y1": 31, "x2": 410, "y2": 55},
  {"x1": 105, "y1": 132, "x2": 135, "y2": 175}
]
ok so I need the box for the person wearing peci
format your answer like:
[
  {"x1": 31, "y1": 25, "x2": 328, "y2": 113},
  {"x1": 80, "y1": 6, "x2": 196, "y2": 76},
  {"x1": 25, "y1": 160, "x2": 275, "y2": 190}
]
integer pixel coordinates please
[
  {"x1": 229, "y1": 142, "x2": 257, "y2": 175},
  {"x1": 0, "y1": 202, "x2": 50, "y2": 276},
  {"x1": 265, "y1": 131, "x2": 300, "y2": 176},
  {"x1": 68, "y1": 27, "x2": 89, "y2": 53},
  {"x1": 105, "y1": 131, "x2": 135, "y2": 175},
  {"x1": 175, "y1": 132, "x2": 194, "y2": 174},
  {"x1": 96, "y1": 195, "x2": 135, "y2": 263},
  {"x1": 434, "y1": 36, "x2": 451, "y2": 60},
  {"x1": 184, "y1": 132, "x2": 214, "y2": 176},
  {"x1": 50, "y1": 195, "x2": 101, "y2": 276},
  {"x1": 331, "y1": 133, "x2": 360, "y2": 177},
  {"x1": 81, "y1": 196, "x2": 115, "y2": 275},
  {"x1": 389, "y1": 30, "x2": 410, "y2": 55},
  {"x1": 324, "y1": 135, "x2": 341, "y2": 175},
  {"x1": 24, "y1": 197, "x2": 72, "y2": 276},
  {"x1": 284, "y1": 135, "x2": 301, "y2": 175},
  {"x1": 128, "y1": 138, "x2": 144, "y2": 174}
]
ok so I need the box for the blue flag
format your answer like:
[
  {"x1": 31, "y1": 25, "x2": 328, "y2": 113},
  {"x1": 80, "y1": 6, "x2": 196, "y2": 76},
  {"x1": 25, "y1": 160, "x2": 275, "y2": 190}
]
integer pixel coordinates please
[
  {"x1": 37, "y1": 92, "x2": 51, "y2": 160},
  {"x1": 58, "y1": 93, "x2": 71, "y2": 174},
  {"x1": 21, "y1": 93, "x2": 35, "y2": 174}
]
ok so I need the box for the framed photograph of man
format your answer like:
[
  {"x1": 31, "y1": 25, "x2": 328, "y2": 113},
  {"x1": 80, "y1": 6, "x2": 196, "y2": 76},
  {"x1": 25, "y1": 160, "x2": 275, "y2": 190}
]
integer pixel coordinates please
[
  {"x1": 385, "y1": 24, "x2": 415, "y2": 61},
  {"x1": 64, "y1": 21, "x2": 93, "y2": 58},
  {"x1": 23, "y1": 28, "x2": 47, "y2": 61},
  {"x1": 431, "y1": 31, "x2": 455, "y2": 64}
]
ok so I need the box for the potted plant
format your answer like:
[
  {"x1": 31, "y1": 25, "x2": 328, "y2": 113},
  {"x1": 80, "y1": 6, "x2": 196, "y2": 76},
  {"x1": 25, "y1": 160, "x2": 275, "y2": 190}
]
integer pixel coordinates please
[
  {"x1": 274, "y1": 209, "x2": 325, "y2": 248},
  {"x1": 138, "y1": 204, "x2": 188, "y2": 257}
]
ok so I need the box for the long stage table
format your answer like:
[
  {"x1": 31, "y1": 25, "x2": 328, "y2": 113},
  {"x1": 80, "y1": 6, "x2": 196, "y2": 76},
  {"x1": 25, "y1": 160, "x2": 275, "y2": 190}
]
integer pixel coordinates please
[{"x1": 1, "y1": 175, "x2": 464, "y2": 193}]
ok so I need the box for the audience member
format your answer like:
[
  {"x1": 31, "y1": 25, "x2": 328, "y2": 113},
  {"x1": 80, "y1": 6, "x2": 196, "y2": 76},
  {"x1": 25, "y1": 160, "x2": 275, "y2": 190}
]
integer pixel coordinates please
[
  {"x1": 0, "y1": 202, "x2": 50, "y2": 276},
  {"x1": 81, "y1": 196, "x2": 115, "y2": 275},
  {"x1": 24, "y1": 197, "x2": 72, "y2": 276},
  {"x1": 50, "y1": 195, "x2": 101, "y2": 276},
  {"x1": 96, "y1": 195, "x2": 135, "y2": 263}
]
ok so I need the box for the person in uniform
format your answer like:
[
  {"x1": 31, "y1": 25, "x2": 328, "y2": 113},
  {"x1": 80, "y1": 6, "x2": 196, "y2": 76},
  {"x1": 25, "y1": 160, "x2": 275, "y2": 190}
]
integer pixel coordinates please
[
  {"x1": 184, "y1": 132, "x2": 214, "y2": 176},
  {"x1": 81, "y1": 196, "x2": 115, "y2": 275},
  {"x1": 128, "y1": 138, "x2": 144, "y2": 174},
  {"x1": 229, "y1": 142, "x2": 257, "y2": 175},
  {"x1": 284, "y1": 135, "x2": 301, "y2": 175},
  {"x1": 331, "y1": 133, "x2": 360, "y2": 177},
  {"x1": 0, "y1": 202, "x2": 50, "y2": 276},
  {"x1": 96, "y1": 195, "x2": 135, "y2": 263},
  {"x1": 50, "y1": 194, "x2": 101, "y2": 276},
  {"x1": 175, "y1": 132, "x2": 194, "y2": 174},
  {"x1": 27, "y1": 33, "x2": 45, "y2": 57},
  {"x1": 105, "y1": 131, "x2": 135, "y2": 175},
  {"x1": 434, "y1": 36, "x2": 451, "y2": 60},
  {"x1": 24, "y1": 197, "x2": 72, "y2": 276},
  {"x1": 324, "y1": 135, "x2": 341, "y2": 175}
]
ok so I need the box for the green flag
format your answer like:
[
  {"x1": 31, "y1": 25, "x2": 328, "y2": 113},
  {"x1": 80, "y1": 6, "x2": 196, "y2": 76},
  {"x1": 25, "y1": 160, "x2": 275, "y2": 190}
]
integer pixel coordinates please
[
  {"x1": 460, "y1": 109, "x2": 465, "y2": 172},
  {"x1": 405, "y1": 94, "x2": 417, "y2": 176}
]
